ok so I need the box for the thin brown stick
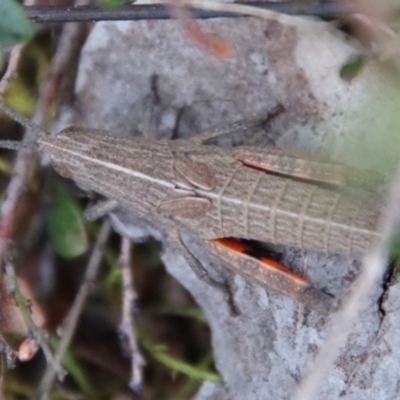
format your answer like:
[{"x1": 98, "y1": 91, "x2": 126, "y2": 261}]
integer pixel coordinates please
[
  {"x1": 24, "y1": 2, "x2": 358, "y2": 24},
  {"x1": 4, "y1": 258, "x2": 60, "y2": 375},
  {"x1": 0, "y1": 45, "x2": 23, "y2": 99},
  {"x1": 36, "y1": 219, "x2": 112, "y2": 400},
  {"x1": 0, "y1": 334, "x2": 16, "y2": 369},
  {"x1": 0, "y1": 1, "x2": 91, "y2": 388},
  {"x1": 119, "y1": 237, "x2": 145, "y2": 391},
  {"x1": 0, "y1": 2, "x2": 48, "y2": 377},
  {"x1": 0, "y1": 17, "x2": 89, "y2": 267},
  {"x1": 0, "y1": 42, "x2": 36, "y2": 265},
  {"x1": 0, "y1": 45, "x2": 23, "y2": 268}
]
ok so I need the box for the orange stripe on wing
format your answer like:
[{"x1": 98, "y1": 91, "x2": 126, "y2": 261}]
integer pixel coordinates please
[
  {"x1": 213, "y1": 238, "x2": 309, "y2": 287},
  {"x1": 240, "y1": 159, "x2": 269, "y2": 172},
  {"x1": 259, "y1": 257, "x2": 308, "y2": 286},
  {"x1": 213, "y1": 238, "x2": 250, "y2": 254}
]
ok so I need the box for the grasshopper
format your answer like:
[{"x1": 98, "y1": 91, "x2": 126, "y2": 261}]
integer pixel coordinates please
[{"x1": 0, "y1": 103, "x2": 384, "y2": 315}]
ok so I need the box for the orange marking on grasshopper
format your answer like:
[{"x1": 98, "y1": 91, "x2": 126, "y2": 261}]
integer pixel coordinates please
[
  {"x1": 239, "y1": 160, "x2": 274, "y2": 175},
  {"x1": 240, "y1": 158, "x2": 301, "y2": 179},
  {"x1": 213, "y1": 238, "x2": 309, "y2": 286}
]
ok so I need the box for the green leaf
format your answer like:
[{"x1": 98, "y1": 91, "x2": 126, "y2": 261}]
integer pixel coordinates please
[
  {"x1": 389, "y1": 229, "x2": 400, "y2": 262},
  {"x1": 340, "y1": 56, "x2": 365, "y2": 82},
  {"x1": 0, "y1": 0, "x2": 33, "y2": 48},
  {"x1": 149, "y1": 306, "x2": 207, "y2": 323},
  {"x1": 47, "y1": 185, "x2": 88, "y2": 258},
  {"x1": 49, "y1": 337, "x2": 95, "y2": 395},
  {"x1": 62, "y1": 349, "x2": 95, "y2": 394},
  {"x1": 140, "y1": 333, "x2": 220, "y2": 382},
  {"x1": 99, "y1": 0, "x2": 129, "y2": 8}
]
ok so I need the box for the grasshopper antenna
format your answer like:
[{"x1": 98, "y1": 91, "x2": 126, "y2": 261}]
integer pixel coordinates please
[{"x1": 0, "y1": 102, "x2": 49, "y2": 151}]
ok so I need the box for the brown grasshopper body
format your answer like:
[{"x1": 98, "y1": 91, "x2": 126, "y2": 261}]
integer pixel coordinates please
[
  {"x1": 41, "y1": 127, "x2": 382, "y2": 256},
  {"x1": 0, "y1": 103, "x2": 385, "y2": 314}
]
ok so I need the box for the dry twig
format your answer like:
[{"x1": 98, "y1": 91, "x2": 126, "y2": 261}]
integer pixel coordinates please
[
  {"x1": 4, "y1": 256, "x2": 58, "y2": 373},
  {"x1": 0, "y1": 14, "x2": 89, "y2": 272},
  {"x1": 0, "y1": 44, "x2": 26, "y2": 370},
  {"x1": 0, "y1": 0, "x2": 91, "y2": 379},
  {"x1": 24, "y1": 2, "x2": 358, "y2": 24},
  {"x1": 36, "y1": 219, "x2": 112, "y2": 400},
  {"x1": 119, "y1": 237, "x2": 145, "y2": 391},
  {"x1": 0, "y1": 45, "x2": 23, "y2": 99}
]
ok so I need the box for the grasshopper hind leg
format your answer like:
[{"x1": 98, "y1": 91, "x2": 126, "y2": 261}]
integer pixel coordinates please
[
  {"x1": 106, "y1": 208, "x2": 241, "y2": 315},
  {"x1": 169, "y1": 232, "x2": 241, "y2": 316}
]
